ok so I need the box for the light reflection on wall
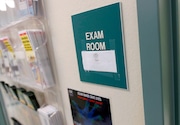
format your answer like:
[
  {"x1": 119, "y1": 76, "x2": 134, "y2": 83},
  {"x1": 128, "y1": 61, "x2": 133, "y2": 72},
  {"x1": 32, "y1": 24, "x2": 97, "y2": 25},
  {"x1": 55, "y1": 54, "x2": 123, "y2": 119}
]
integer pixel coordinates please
[{"x1": 0, "y1": 0, "x2": 15, "y2": 11}]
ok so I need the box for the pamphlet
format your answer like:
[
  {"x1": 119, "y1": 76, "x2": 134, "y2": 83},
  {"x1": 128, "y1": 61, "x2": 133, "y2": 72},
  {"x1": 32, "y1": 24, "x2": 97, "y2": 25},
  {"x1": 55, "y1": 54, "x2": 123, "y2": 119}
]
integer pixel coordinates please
[
  {"x1": 0, "y1": 37, "x2": 11, "y2": 76},
  {"x1": 18, "y1": 29, "x2": 54, "y2": 87},
  {"x1": 38, "y1": 105, "x2": 63, "y2": 125},
  {"x1": 0, "y1": 49, "x2": 4, "y2": 74},
  {"x1": 0, "y1": 37, "x2": 19, "y2": 77},
  {"x1": 18, "y1": 0, "x2": 37, "y2": 16}
]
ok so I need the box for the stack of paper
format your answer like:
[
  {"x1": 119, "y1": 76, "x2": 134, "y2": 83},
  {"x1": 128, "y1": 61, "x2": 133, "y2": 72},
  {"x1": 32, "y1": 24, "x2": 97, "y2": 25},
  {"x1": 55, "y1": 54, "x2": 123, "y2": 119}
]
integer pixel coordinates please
[
  {"x1": 0, "y1": 37, "x2": 11, "y2": 76},
  {"x1": 38, "y1": 105, "x2": 63, "y2": 125},
  {"x1": 0, "y1": 37, "x2": 19, "y2": 77},
  {"x1": 18, "y1": 29, "x2": 54, "y2": 87},
  {"x1": 0, "y1": 49, "x2": 4, "y2": 74},
  {"x1": 18, "y1": 0, "x2": 38, "y2": 16}
]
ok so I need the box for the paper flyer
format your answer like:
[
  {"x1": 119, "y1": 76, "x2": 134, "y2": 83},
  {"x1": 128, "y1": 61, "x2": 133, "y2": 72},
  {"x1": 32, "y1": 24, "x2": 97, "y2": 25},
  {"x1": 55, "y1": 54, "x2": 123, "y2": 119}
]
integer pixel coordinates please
[
  {"x1": 68, "y1": 89, "x2": 112, "y2": 125},
  {"x1": 19, "y1": 30, "x2": 42, "y2": 83},
  {"x1": 81, "y1": 50, "x2": 117, "y2": 73},
  {"x1": 38, "y1": 105, "x2": 63, "y2": 125},
  {"x1": 18, "y1": 29, "x2": 54, "y2": 87},
  {"x1": 1, "y1": 37, "x2": 19, "y2": 76},
  {"x1": 18, "y1": 0, "x2": 36, "y2": 16}
]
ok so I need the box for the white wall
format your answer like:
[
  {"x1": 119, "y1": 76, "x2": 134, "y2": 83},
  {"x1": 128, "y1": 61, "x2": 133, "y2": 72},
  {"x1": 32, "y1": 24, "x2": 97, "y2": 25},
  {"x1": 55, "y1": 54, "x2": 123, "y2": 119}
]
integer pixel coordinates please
[{"x1": 44, "y1": 0, "x2": 145, "y2": 125}]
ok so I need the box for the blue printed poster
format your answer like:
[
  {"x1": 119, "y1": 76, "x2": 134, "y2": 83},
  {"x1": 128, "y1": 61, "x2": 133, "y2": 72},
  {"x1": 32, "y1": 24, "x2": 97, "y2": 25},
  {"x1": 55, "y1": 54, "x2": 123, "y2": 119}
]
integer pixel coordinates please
[{"x1": 68, "y1": 89, "x2": 112, "y2": 125}]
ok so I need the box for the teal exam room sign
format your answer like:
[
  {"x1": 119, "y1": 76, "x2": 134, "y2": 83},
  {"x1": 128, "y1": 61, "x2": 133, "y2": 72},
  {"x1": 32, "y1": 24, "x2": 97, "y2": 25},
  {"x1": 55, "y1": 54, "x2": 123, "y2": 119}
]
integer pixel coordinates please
[{"x1": 72, "y1": 3, "x2": 128, "y2": 89}]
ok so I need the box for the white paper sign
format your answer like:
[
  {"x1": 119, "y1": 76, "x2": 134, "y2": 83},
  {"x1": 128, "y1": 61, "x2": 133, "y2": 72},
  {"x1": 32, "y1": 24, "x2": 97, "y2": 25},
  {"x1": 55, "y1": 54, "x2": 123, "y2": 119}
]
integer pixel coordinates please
[{"x1": 81, "y1": 50, "x2": 117, "y2": 73}]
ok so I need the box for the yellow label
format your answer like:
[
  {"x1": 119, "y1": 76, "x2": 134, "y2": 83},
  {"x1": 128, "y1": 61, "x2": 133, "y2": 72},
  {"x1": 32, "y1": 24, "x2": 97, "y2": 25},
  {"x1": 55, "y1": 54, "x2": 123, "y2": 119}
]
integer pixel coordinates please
[
  {"x1": 28, "y1": 104, "x2": 35, "y2": 110},
  {"x1": 3, "y1": 38, "x2": 14, "y2": 53},
  {"x1": 20, "y1": 99, "x2": 26, "y2": 104},
  {"x1": 19, "y1": 33, "x2": 33, "y2": 52},
  {"x1": 19, "y1": 32, "x2": 35, "y2": 62}
]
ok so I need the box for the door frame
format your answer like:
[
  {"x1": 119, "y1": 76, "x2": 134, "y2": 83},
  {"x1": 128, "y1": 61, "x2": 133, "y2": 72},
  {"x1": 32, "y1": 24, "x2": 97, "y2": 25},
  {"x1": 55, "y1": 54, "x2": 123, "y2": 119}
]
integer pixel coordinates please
[{"x1": 137, "y1": 0, "x2": 174, "y2": 125}]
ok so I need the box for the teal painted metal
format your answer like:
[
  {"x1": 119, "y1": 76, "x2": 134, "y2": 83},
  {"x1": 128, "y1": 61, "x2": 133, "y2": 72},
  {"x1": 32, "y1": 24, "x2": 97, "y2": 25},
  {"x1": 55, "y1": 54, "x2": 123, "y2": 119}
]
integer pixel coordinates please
[
  {"x1": 171, "y1": 0, "x2": 180, "y2": 124},
  {"x1": 0, "y1": 102, "x2": 7, "y2": 125},
  {"x1": 159, "y1": 0, "x2": 175, "y2": 124},
  {"x1": 137, "y1": 1, "x2": 164, "y2": 124},
  {"x1": 72, "y1": 3, "x2": 127, "y2": 89},
  {"x1": 137, "y1": 0, "x2": 174, "y2": 125},
  {"x1": 0, "y1": 90, "x2": 9, "y2": 125}
]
